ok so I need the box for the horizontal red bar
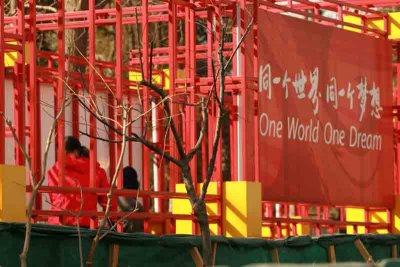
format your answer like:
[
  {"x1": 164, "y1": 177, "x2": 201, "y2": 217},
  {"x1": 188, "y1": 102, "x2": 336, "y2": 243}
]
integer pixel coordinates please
[{"x1": 27, "y1": 185, "x2": 221, "y2": 201}]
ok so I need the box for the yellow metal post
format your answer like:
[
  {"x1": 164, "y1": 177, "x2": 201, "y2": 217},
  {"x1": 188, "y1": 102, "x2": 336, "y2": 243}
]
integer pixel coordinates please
[
  {"x1": 172, "y1": 182, "x2": 219, "y2": 235},
  {"x1": 172, "y1": 181, "x2": 262, "y2": 237},
  {"x1": 223, "y1": 181, "x2": 261, "y2": 237},
  {"x1": 0, "y1": 165, "x2": 26, "y2": 222}
]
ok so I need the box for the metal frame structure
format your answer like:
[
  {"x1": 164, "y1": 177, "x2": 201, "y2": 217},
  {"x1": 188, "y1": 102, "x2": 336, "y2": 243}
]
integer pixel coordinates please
[{"x1": 0, "y1": 0, "x2": 399, "y2": 237}]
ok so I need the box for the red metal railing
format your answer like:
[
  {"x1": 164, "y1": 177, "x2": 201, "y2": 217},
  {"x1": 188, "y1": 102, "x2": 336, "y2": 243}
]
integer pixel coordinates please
[
  {"x1": 262, "y1": 201, "x2": 391, "y2": 239},
  {"x1": 27, "y1": 185, "x2": 223, "y2": 234}
]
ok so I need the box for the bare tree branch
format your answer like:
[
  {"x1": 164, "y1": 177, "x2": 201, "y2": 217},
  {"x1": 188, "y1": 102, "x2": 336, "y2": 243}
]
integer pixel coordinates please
[
  {"x1": 187, "y1": 98, "x2": 208, "y2": 160},
  {"x1": 140, "y1": 81, "x2": 186, "y2": 159},
  {"x1": 24, "y1": 3, "x2": 58, "y2": 13},
  {"x1": 99, "y1": 187, "x2": 141, "y2": 240},
  {"x1": 128, "y1": 132, "x2": 183, "y2": 167},
  {"x1": 199, "y1": 17, "x2": 254, "y2": 202},
  {"x1": 86, "y1": 105, "x2": 128, "y2": 267},
  {"x1": 3, "y1": 85, "x2": 71, "y2": 267}
]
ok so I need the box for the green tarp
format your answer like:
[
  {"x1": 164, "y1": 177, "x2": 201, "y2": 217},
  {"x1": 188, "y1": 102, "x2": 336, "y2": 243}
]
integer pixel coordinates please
[{"x1": 0, "y1": 223, "x2": 399, "y2": 266}]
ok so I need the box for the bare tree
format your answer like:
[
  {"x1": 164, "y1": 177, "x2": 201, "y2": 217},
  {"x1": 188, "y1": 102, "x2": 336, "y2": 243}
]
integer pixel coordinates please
[
  {"x1": 71, "y1": 12, "x2": 254, "y2": 264},
  {"x1": 0, "y1": 86, "x2": 70, "y2": 267}
]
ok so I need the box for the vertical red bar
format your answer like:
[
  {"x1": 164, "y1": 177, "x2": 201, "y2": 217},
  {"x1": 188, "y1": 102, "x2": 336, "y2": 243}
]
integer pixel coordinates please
[
  {"x1": 231, "y1": 3, "x2": 239, "y2": 182},
  {"x1": 0, "y1": 2, "x2": 5, "y2": 164},
  {"x1": 208, "y1": 100, "x2": 215, "y2": 175},
  {"x1": 364, "y1": 208, "x2": 369, "y2": 233},
  {"x1": 337, "y1": 4, "x2": 343, "y2": 22},
  {"x1": 168, "y1": 0, "x2": 178, "y2": 192},
  {"x1": 184, "y1": 7, "x2": 190, "y2": 82},
  {"x1": 188, "y1": 2, "x2": 197, "y2": 235},
  {"x1": 72, "y1": 88, "x2": 79, "y2": 138},
  {"x1": 28, "y1": 0, "x2": 42, "y2": 210},
  {"x1": 116, "y1": 0, "x2": 123, "y2": 189},
  {"x1": 89, "y1": 0, "x2": 97, "y2": 229},
  {"x1": 239, "y1": 0, "x2": 247, "y2": 181},
  {"x1": 253, "y1": 0, "x2": 259, "y2": 182},
  {"x1": 108, "y1": 94, "x2": 116, "y2": 176},
  {"x1": 14, "y1": 0, "x2": 26, "y2": 165},
  {"x1": 206, "y1": 7, "x2": 213, "y2": 78},
  {"x1": 201, "y1": 134, "x2": 207, "y2": 180},
  {"x1": 231, "y1": 5, "x2": 237, "y2": 77},
  {"x1": 128, "y1": 94, "x2": 133, "y2": 166},
  {"x1": 156, "y1": 106, "x2": 165, "y2": 213},
  {"x1": 323, "y1": 206, "x2": 329, "y2": 220},
  {"x1": 217, "y1": 181, "x2": 222, "y2": 235},
  {"x1": 231, "y1": 99, "x2": 238, "y2": 181},
  {"x1": 57, "y1": 0, "x2": 65, "y2": 185},
  {"x1": 142, "y1": 0, "x2": 150, "y2": 233}
]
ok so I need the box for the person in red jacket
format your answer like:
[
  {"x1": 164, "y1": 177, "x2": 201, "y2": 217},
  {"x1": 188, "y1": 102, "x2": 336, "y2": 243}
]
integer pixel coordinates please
[{"x1": 47, "y1": 136, "x2": 114, "y2": 228}]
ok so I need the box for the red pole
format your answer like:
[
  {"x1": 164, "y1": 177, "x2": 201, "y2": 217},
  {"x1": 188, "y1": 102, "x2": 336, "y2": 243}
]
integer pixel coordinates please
[
  {"x1": 189, "y1": 1, "x2": 197, "y2": 184},
  {"x1": 89, "y1": 0, "x2": 96, "y2": 183},
  {"x1": 28, "y1": 0, "x2": 42, "y2": 210},
  {"x1": 142, "y1": 0, "x2": 149, "y2": 185},
  {"x1": 156, "y1": 106, "x2": 165, "y2": 213},
  {"x1": 0, "y1": 1, "x2": 5, "y2": 164},
  {"x1": 142, "y1": 0, "x2": 150, "y2": 233},
  {"x1": 108, "y1": 94, "x2": 116, "y2": 177},
  {"x1": 89, "y1": 0, "x2": 97, "y2": 229},
  {"x1": 253, "y1": 0, "x2": 259, "y2": 182},
  {"x1": 128, "y1": 94, "x2": 133, "y2": 166},
  {"x1": 116, "y1": 0, "x2": 123, "y2": 190},
  {"x1": 168, "y1": 0, "x2": 178, "y2": 192},
  {"x1": 14, "y1": 0, "x2": 26, "y2": 165},
  {"x1": 57, "y1": 0, "x2": 65, "y2": 185},
  {"x1": 214, "y1": 5, "x2": 222, "y2": 181},
  {"x1": 72, "y1": 87, "x2": 79, "y2": 138}
]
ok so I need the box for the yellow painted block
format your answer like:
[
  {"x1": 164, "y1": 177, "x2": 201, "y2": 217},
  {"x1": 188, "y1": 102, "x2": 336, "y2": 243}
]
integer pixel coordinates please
[
  {"x1": 343, "y1": 15, "x2": 362, "y2": 33},
  {"x1": 345, "y1": 208, "x2": 365, "y2": 234},
  {"x1": 291, "y1": 216, "x2": 311, "y2": 236},
  {"x1": 262, "y1": 225, "x2": 272, "y2": 238},
  {"x1": 223, "y1": 181, "x2": 261, "y2": 238},
  {"x1": 0, "y1": 165, "x2": 26, "y2": 222},
  {"x1": 203, "y1": 182, "x2": 219, "y2": 235},
  {"x1": 344, "y1": 12, "x2": 400, "y2": 40},
  {"x1": 129, "y1": 70, "x2": 170, "y2": 90},
  {"x1": 172, "y1": 184, "x2": 192, "y2": 234},
  {"x1": 4, "y1": 42, "x2": 29, "y2": 67},
  {"x1": 391, "y1": 196, "x2": 400, "y2": 234},
  {"x1": 129, "y1": 68, "x2": 185, "y2": 90},
  {"x1": 368, "y1": 210, "x2": 388, "y2": 234},
  {"x1": 172, "y1": 183, "x2": 219, "y2": 235}
]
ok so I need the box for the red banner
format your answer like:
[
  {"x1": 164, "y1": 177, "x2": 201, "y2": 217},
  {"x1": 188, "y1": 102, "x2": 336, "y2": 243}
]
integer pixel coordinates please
[{"x1": 258, "y1": 11, "x2": 394, "y2": 207}]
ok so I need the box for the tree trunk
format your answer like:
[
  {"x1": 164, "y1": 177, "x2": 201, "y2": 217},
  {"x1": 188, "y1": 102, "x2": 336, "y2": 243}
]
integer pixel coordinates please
[
  {"x1": 8, "y1": 0, "x2": 16, "y2": 15},
  {"x1": 65, "y1": 0, "x2": 88, "y2": 72},
  {"x1": 195, "y1": 201, "x2": 212, "y2": 266},
  {"x1": 181, "y1": 167, "x2": 212, "y2": 266}
]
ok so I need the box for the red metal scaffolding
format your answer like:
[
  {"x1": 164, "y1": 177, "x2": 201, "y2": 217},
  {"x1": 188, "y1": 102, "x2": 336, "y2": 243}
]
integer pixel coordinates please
[{"x1": 0, "y1": 0, "x2": 399, "y2": 236}]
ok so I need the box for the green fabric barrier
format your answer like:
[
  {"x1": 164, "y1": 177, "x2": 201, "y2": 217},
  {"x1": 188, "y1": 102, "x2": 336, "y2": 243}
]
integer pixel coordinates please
[
  {"x1": 118, "y1": 244, "x2": 195, "y2": 267},
  {"x1": 0, "y1": 223, "x2": 109, "y2": 267},
  {"x1": 358, "y1": 235, "x2": 399, "y2": 261},
  {"x1": 279, "y1": 236, "x2": 328, "y2": 263},
  {"x1": 0, "y1": 223, "x2": 400, "y2": 266}
]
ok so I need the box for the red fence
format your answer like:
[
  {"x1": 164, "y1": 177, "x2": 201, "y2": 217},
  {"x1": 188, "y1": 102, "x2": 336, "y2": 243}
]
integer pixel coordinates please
[{"x1": 0, "y1": 0, "x2": 399, "y2": 236}]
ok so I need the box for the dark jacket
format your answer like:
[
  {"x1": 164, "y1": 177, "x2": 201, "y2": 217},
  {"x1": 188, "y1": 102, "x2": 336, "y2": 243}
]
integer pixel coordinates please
[{"x1": 117, "y1": 197, "x2": 144, "y2": 232}]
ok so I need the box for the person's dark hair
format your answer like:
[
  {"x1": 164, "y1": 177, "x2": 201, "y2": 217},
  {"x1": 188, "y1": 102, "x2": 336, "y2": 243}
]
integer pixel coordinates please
[
  {"x1": 80, "y1": 146, "x2": 89, "y2": 158},
  {"x1": 65, "y1": 136, "x2": 81, "y2": 155},
  {"x1": 123, "y1": 166, "x2": 139, "y2": 190}
]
